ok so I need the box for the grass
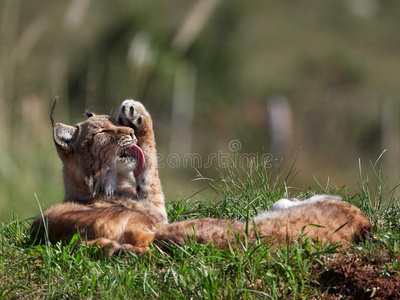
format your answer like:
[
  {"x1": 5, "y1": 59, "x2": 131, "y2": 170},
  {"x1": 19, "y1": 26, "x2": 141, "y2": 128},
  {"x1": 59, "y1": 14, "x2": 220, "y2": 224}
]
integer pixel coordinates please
[{"x1": 1, "y1": 158, "x2": 399, "y2": 299}]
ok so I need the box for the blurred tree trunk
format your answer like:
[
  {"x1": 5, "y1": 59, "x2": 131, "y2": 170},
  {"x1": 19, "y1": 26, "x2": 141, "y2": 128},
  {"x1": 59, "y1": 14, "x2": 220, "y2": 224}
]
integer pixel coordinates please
[
  {"x1": 170, "y1": 0, "x2": 222, "y2": 155},
  {"x1": 267, "y1": 95, "x2": 293, "y2": 158},
  {"x1": 0, "y1": 0, "x2": 21, "y2": 145},
  {"x1": 169, "y1": 62, "x2": 196, "y2": 155},
  {"x1": 172, "y1": 0, "x2": 222, "y2": 53}
]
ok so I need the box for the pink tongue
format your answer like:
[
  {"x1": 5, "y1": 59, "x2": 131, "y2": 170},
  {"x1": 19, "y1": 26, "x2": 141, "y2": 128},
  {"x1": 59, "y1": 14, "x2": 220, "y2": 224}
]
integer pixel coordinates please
[{"x1": 128, "y1": 144, "x2": 145, "y2": 177}]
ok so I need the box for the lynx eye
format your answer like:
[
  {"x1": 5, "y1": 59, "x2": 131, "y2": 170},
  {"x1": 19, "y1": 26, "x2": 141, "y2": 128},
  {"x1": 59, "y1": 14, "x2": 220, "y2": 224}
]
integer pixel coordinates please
[{"x1": 94, "y1": 129, "x2": 113, "y2": 135}]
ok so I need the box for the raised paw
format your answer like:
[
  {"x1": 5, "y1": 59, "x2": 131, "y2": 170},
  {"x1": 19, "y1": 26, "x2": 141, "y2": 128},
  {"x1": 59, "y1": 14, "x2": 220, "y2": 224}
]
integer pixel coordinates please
[
  {"x1": 118, "y1": 99, "x2": 153, "y2": 138},
  {"x1": 117, "y1": 99, "x2": 167, "y2": 223}
]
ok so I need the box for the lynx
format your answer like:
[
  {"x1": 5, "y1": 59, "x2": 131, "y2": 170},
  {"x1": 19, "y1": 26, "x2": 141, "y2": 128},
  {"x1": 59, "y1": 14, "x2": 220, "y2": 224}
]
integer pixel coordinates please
[
  {"x1": 31, "y1": 99, "x2": 371, "y2": 255},
  {"x1": 31, "y1": 99, "x2": 167, "y2": 254}
]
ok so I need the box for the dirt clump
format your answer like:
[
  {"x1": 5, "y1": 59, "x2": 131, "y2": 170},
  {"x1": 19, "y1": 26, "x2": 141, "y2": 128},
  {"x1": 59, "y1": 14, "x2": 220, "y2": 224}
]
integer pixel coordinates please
[{"x1": 313, "y1": 250, "x2": 400, "y2": 299}]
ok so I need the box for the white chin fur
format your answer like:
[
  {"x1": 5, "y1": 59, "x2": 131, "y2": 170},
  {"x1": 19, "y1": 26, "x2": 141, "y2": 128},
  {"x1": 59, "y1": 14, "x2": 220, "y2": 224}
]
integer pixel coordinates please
[{"x1": 116, "y1": 159, "x2": 136, "y2": 181}]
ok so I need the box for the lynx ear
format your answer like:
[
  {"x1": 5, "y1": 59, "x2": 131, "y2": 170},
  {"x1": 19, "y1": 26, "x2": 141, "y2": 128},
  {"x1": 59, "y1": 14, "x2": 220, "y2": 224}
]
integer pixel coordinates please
[
  {"x1": 53, "y1": 123, "x2": 77, "y2": 152},
  {"x1": 84, "y1": 110, "x2": 95, "y2": 118},
  {"x1": 50, "y1": 97, "x2": 77, "y2": 152}
]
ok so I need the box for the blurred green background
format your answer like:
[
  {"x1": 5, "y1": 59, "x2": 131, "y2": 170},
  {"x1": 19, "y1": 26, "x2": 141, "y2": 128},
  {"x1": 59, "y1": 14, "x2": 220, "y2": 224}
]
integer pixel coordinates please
[{"x1": 1, "y1": 0, "x2": 399, "y2": 220}]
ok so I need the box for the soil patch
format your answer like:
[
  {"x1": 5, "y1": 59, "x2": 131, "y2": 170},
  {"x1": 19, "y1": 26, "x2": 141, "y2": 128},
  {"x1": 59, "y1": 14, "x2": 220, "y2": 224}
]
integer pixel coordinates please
[{"x1": 313, "y1": 250, "x2": 400, "y2": 299}]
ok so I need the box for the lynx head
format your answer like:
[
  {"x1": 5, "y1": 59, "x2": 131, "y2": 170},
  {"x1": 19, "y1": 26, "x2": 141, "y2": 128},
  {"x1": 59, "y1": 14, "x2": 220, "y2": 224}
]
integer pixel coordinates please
[{"x1": 50, "y1": 98, "x2": 145, "y2": 201}]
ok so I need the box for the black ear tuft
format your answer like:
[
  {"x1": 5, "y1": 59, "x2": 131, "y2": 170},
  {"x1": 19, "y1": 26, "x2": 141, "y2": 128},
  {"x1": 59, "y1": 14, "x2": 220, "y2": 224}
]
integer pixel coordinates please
[
  {"x1": 50, "y1": 96, "x2": 58, "y2": 126},
  {"x1": 84, "y1": 110, "x2": 95, "y2": 118}
]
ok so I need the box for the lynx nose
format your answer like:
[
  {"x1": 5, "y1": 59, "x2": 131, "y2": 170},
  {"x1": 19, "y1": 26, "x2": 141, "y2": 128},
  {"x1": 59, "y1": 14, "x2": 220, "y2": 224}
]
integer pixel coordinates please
[{"x1": 118, "y1": 127, "x2": 136, "y2": 141}]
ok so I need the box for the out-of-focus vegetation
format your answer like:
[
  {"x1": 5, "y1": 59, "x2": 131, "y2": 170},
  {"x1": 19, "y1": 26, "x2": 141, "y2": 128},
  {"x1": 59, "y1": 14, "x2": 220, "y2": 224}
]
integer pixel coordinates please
[{"x1": 1, "y1": 0, "x2": 400, "y2": 220}]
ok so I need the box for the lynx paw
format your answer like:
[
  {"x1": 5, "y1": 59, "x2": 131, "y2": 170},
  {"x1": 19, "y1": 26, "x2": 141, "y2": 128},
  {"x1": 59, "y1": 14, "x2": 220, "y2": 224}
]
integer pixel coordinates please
[{"x1": 118, "y1": 99, "x2": 152, "y2": 137}]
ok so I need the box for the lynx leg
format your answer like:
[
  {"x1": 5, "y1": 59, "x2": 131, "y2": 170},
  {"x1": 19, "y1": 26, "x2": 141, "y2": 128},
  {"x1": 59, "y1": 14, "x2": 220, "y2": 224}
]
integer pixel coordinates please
[
  {"x1": 122, "y1": 218, "x2": 156, "y2": 252},
  {"x1": 115, "y1": 243, "x2": 150, "y2": 255},
  {"x1": 84, "y1": 238, "x2": 122, "y2": 256},
  {"x1": 118, "y1": 100, "x2": 168, "y2": 223},
  {"x1": 85, "y1": 239, "x2": 149, "y2": 255}
]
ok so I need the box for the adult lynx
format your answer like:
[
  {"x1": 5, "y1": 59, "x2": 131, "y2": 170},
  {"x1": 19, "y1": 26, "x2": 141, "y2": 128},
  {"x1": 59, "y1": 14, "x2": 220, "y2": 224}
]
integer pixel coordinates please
[
  {"x1": 31, "y1": 99, "x2": 371, "y2": 254},
  {"x1": 31, "y1": 99, "x2": 166, "y2": 254}
]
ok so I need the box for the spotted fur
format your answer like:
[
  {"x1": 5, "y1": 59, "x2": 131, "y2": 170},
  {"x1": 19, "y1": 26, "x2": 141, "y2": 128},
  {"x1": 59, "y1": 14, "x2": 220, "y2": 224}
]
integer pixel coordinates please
[
  {"x1": 31, "y1": 100, "x2": 371, "y2": 255},
  {"x1": 155, "y1": 196, "x2": 372, "y2": 249}
]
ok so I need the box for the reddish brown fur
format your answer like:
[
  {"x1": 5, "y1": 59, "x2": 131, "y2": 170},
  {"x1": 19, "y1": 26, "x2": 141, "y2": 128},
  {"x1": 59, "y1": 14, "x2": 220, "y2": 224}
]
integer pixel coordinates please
[
  {"x1": 31, "y1": 100, "x2": 372, "y2": 255},
  {"x1": 155, "y1": 198, "x2": 371, "y2": 250},
  {"x1": 31, "y1": 99, "x2": 166, "y2": 254},
  {"x1": 118, "y1": 100, "x2": 167, "y2": 222},
  {"x1": 31, "y1": 199, "x2": 163, "y2": 254}
]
